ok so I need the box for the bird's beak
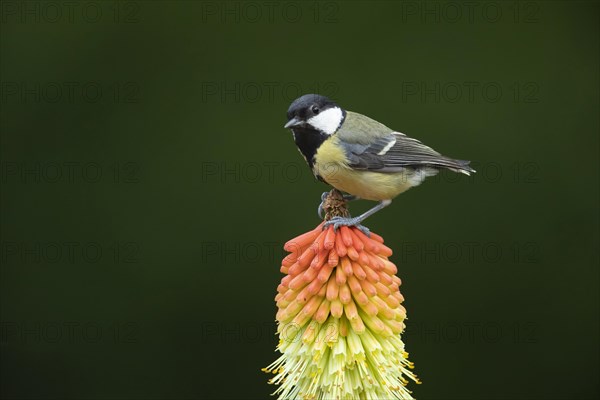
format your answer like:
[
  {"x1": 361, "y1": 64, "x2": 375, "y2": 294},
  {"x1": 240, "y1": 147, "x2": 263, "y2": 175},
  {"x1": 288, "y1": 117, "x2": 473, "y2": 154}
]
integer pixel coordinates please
[{"x1": 284, "y1": 117, "x2": 303, "y2": 129}]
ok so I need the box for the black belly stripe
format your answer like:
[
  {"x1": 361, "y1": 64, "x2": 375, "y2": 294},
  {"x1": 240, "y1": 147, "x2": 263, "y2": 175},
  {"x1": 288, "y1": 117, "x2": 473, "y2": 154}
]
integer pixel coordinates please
[{"x1": 291, "y1": 127, "x2": 330, "y2": 168}]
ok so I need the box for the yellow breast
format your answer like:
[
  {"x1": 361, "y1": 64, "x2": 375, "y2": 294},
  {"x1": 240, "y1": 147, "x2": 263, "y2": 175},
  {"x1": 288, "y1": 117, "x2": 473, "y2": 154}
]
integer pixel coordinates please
[{"x1": 313, "y1": 138, "x2": 414, "y2": 201}]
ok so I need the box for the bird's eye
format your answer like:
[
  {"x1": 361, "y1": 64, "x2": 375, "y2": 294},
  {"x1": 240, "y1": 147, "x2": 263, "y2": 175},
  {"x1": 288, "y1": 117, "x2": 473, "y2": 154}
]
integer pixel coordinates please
[{"x1": 311, "y1": 106, "x2": 320, "y2": 114}]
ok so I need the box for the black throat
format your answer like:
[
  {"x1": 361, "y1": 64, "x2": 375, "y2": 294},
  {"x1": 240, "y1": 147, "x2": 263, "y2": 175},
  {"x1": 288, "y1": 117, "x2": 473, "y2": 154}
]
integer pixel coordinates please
[{"x1": 291, "y1": 127, "x2": 330, "y2": 168}]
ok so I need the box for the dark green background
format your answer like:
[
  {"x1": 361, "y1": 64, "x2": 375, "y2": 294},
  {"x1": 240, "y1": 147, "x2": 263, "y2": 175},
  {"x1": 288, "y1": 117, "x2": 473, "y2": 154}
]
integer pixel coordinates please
[{"x1": 1, "y1": 1, "x2": 598, "y2": 399}]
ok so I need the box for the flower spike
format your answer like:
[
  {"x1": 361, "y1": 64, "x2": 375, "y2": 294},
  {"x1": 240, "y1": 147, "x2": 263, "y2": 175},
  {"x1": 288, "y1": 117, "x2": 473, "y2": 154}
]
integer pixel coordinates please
[{"x1": 265, "y1": 191, "x2": 420, "y2": 399}]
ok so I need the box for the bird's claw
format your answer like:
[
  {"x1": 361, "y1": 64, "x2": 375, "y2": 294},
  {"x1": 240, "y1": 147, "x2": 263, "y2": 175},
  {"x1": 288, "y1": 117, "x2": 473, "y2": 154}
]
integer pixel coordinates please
[
  {"x1": 317, "y1": 191, "x2": 330, "y2": 219},
  {"x1": 323, "y1": 216, "x2": 371, "y2": 237}
]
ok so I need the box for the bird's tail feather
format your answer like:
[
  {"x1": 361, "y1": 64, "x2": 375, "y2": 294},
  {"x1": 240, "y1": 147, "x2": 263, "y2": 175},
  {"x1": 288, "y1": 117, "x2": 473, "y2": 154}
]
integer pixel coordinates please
[
  {"x1": 399, "y1": 157, "x2": 476, "y2": 175},
  {"x1": 446, "y1": 159, "x2": 476, "y2": 176}
]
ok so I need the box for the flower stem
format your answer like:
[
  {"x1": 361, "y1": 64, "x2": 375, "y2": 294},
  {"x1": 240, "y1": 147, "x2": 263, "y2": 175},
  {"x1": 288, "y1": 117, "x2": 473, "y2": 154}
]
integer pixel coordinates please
[{"x1": 322, "y1": 189, "x2": 351, "y2": 221}]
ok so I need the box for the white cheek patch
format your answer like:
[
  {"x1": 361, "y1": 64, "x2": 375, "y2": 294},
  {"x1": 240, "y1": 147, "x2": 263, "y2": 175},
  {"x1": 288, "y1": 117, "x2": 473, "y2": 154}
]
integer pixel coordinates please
[{"x1": 307, "y1": 107, "x2": 343, "y2": 135}]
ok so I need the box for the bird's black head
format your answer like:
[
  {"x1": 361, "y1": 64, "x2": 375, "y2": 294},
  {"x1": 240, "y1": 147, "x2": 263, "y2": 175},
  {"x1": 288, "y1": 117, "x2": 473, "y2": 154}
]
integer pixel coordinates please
[
  {"x1": 284, "y1": 94, "x2": 345, "y2": 135},
  {"x1": 283, "y1": 94, "x2": 346, "y2": 169}
]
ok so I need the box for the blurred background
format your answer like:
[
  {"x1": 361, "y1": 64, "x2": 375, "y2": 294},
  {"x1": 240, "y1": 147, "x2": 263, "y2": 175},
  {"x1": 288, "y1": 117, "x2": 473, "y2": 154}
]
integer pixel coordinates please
[{"x1": 1, "y1": 1, "x2": 598, "y2": 399}]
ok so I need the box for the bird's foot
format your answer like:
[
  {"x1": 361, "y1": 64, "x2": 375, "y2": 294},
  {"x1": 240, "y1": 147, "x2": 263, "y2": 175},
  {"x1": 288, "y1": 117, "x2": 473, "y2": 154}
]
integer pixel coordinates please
[
  {"x1": 317, "y1": 192, "x2": 330, "y2": 219},
  {"x1": 323, "y1": 216, "x2": 371, "y2": 237}
]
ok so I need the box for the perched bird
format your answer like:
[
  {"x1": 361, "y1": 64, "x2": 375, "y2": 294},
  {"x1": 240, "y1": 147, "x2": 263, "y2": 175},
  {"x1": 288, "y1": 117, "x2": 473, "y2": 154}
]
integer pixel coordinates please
[{"x1": 284, "y1": 94, "x2": 474, "y2": 234}]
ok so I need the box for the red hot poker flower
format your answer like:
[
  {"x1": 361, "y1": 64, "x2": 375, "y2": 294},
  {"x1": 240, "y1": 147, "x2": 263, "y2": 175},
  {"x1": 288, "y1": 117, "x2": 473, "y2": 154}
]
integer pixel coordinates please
[{"x1": 264, "y1": 218, "x2": 420, "y2": 400}]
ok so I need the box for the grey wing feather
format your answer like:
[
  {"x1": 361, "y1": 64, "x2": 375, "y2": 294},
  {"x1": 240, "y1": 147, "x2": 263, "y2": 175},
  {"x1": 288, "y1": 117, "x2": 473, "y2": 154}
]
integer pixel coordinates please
[{"x1": 341, "y1": 131, "x2": 475, "y2": 175}]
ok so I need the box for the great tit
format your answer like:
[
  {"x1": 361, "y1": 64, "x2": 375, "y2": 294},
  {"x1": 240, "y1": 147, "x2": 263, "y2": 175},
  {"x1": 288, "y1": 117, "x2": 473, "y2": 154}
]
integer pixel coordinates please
[{"x1": 284, "y1": 93, "x2": 474, "y2": 234}]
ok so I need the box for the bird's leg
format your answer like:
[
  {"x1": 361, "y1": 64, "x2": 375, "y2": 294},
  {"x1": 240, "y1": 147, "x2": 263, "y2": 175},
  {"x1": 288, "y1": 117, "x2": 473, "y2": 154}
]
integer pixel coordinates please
[
  {"x1": 323, "y1": 199, "x2": 392, "y2": 236},
  {"x1": 317, "y1": 192, "x2": 358, "y2": 219}
]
